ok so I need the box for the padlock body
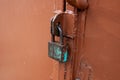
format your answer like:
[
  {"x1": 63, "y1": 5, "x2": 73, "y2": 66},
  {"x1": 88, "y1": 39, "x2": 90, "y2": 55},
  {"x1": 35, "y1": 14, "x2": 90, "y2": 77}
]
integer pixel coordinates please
[{"x1": 48, "y1": 41, "x2": 68, "y2": 62}]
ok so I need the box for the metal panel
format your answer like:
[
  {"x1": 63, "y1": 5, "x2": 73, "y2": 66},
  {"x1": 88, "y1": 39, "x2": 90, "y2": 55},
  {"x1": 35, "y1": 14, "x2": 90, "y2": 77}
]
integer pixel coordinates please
[
  {"x1": 84, "y1": 0, "x2": 120, "y2": 80},
  {"x1": 0, "y1": 0, "x2": 54, "y2": 80},
  {"x1": 59, "y1": 0, "x2": 120, "y2": 80}
]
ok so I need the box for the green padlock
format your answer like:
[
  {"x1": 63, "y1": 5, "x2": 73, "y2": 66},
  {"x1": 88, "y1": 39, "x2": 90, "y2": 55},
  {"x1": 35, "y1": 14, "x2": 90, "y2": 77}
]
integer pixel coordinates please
[{"x1": 48, "y1": 22, "x2": 68, "y2": 63}]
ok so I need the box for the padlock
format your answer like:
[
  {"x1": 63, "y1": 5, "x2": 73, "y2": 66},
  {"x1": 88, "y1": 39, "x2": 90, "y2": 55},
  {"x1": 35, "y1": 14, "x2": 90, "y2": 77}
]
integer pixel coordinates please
[{"x1": 48, "y1": 22, "x2": 68, "y2": 63}]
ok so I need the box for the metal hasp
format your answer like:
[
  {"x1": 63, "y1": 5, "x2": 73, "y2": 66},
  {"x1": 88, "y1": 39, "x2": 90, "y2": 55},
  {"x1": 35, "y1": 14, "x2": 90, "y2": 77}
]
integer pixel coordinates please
[
  {"x1": 66, "y1": 0, "x2": 88, "y2": 10},
  {"x1": 50, "y1": 13, "x2": 64, "y2": 37},
  {"x1": 48, "y1": 13, "x2": 68, "y2": 63}
]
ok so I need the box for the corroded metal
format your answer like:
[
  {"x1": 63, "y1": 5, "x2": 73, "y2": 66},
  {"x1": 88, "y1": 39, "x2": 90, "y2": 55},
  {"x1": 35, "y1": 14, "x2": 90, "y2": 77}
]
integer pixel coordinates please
[{"x1": 49, "y1": 15, "x2": 68, "y2": 62}]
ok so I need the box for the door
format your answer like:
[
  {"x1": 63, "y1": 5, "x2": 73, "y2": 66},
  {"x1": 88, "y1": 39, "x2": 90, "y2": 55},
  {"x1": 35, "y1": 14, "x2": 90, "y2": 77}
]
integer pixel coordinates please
[
  {"x1": 50, "y1": 0, "x2": 120, "y2": 80},
  {"x1": 83, "y1": 0, "x2": 120, "y2": 80},
  {"x1": 0, "y1": 0, "x2": 120, "y2": 80},
  {"x1": 0, "y1": 0, "x2": 54, "y2": 80}
]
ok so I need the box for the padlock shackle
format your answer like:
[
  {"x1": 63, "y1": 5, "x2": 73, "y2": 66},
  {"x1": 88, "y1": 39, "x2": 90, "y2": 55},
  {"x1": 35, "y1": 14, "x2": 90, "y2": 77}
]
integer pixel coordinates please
[
  {"x1": 57, "y1": 23, "x2": 63, "y2": 45},
  {"x1": 50, "y1": 18, "x2": 55, "y2": 42}
]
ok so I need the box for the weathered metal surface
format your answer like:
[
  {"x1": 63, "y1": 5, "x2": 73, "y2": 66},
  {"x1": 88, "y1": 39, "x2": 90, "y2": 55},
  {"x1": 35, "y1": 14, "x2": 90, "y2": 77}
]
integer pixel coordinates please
[
  {"x1": 0, "y1": 0, "x2": 120, "y2": 80},
  {"x1": 67, "y1": 0, "x2": 120, "y2": 80},
  {"x1": 0, "y1": 0, "x2": 54, "y2": 80},
  {"x1": 53, "y1": 0, "x2": 120, "y2": 80},
  {"x1": 84, "y1": 0, "x2": 120, "y2": 80}
]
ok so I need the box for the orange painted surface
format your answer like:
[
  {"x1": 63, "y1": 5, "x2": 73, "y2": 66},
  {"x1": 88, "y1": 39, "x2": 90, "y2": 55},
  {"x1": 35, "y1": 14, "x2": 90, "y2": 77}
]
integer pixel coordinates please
[
  {"x1": 0, "y1": 0, "x2": 54, "y2": 80},
  {"x1": 0, "y1": 0, "x2": 120, "y2": 80},
  {"x1": 84, "y1": 0, "x2": 120, "y2": 80}
]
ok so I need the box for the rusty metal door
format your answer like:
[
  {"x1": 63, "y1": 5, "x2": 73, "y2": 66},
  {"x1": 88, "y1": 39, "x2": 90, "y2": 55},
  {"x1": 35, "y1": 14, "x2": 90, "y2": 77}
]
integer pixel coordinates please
[
  {"x1": 0, "y1": 0, "x2": 120, "y2": 80},
  {"x1": 83, "y1": 0, "x2": 120, "y2": 80},
  {"x1": 50, "y1": 0, "x2": 120, "y2": 80},
  {"x1": 0, "y1": 0, "x2": 54, "y2": 80}
]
